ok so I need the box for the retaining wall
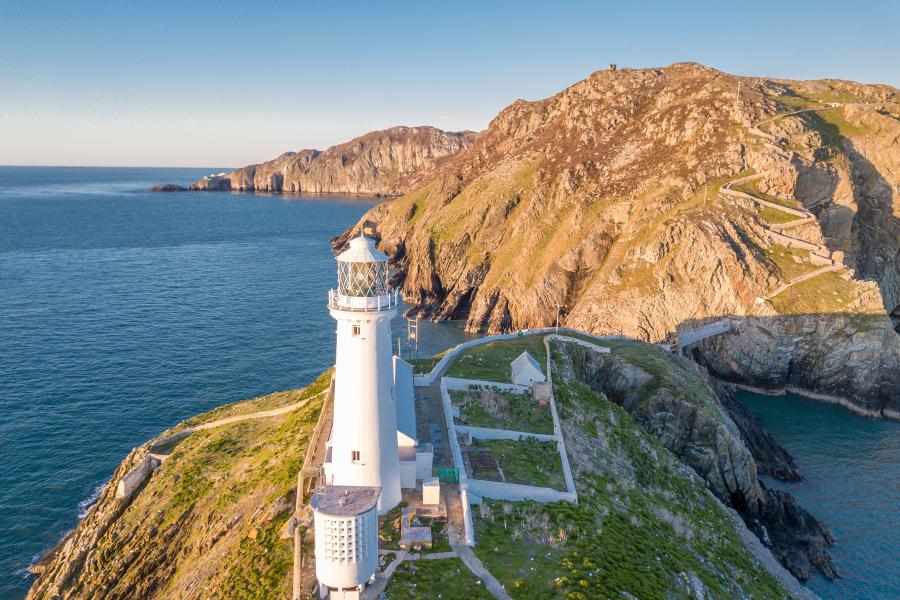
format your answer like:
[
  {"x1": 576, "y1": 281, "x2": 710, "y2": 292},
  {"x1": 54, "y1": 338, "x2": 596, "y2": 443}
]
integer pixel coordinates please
[
  {"x1": 543, "y1": 337, "x2": 578, "y2": 499},
  {"x1": 467, "y1": 479, "x2": 578, "y2": 504},
  {"x1": 414, "y1": 328, "x2": 620, "y2": 386},
  {"x1": 116, "y1": 454, "x2": 160, "y2": 500},
  {"x1": 443, "y1": 377, "x2": 530, "y2": 394},
  {"x1": 455, "y1": 424, "x2": 557, "y2": 442}
]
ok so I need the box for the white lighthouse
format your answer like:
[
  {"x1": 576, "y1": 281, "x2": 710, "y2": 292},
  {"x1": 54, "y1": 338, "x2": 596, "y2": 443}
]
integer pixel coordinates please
[{"x1": 324, "y1": 235, "x2": 402, "y2": 513}]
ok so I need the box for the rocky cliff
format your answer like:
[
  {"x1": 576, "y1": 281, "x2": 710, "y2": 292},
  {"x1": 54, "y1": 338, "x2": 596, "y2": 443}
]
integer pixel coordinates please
[
  {"x1": 340, "y1": 63, "x2": 900, "y2": 412},
  {"x1": 28, "y1": 336, "x2": 821, "y2": 599},
  {"x1": 189, "y1": 126, "x2": 478, "y2": 196},
  {"x1": 555, "y1": 338, "x2": 834, "y2": 581}
]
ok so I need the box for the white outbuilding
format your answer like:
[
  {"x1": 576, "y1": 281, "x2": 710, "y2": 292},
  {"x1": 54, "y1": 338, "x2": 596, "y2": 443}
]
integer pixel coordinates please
[{"x1": 511, "y1": 351, "x2": 546, "y2": 386}]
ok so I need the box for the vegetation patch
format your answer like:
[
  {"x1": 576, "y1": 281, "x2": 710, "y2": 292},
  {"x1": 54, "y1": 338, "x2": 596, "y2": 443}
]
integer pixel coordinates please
[
  {"x1": 379, "y1": 503, "x2": 406, "y2": 550},
  {"x1": 384, "y1": 557, "x2": 493, "y2": 599},
  {"x1": 445, "y1": 335, "x2": 547, "y2": 382},
  {"x1": 466, "y1": 438, "x2": 565, "y2": 490},
  {"x1": 450, "y1": 386, "x2": 553, "y2": 434},
  {"x1": 758, "y1": 205, "x2": 803, "y2": 225},
  {"x1": 763, "y1": 245, "x2": 819, "y2": 281},
  {"x1": 593, "y1": 339, "x2": 721, "y2": 417},
  {"x1": 769, "y1": 270, "x2": 873, "y2": 314},
  {"x1": 408, "y1": 351, "x2": 449, "y2": 375},
  {"x1": 470, "y1": 346, "x2": 790, "y2": 599},
  {"x1": 731, "y1": 178, "x2": 802, "y2": 211}
]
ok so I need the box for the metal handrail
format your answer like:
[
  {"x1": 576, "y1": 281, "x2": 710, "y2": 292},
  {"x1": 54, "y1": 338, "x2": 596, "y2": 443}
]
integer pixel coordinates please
[{"x1": 327, "y1": 289, "x2": 400, "y2": 312}]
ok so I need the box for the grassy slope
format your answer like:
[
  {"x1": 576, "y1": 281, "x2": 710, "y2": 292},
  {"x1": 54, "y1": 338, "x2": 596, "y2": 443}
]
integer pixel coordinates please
[
  {"x1": 457, "y1": 337, "x2": 789, "y2": 599},
  {"x1": 384, "y1": 558, "x2": 494, "y2": 599},
  {"x1": 444, "y1": 336, "x2": 547, "y2": 382},
  {"x1": 63, "y1": 371, "x2": 332, "y2": 600}
]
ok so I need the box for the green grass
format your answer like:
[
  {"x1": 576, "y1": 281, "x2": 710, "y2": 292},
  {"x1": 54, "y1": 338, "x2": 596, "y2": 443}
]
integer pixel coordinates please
[
  {"x1": 763, "y1": 245, "x2": 819, "y2": 281},
  {"x1": 418, "y1": 517, "x2": 452, "y2": 553},
  {"x1": 758, "y1": 205, "x2": 803, "y2": 225},
  {"x1": 469, "y1": 438, "x2": 566, "y2": 490},
  {"x1": 379, "y1": 504, "x2": 406, "y2": 550},
  {"x1": 450, "y1": 387, "x2": 553, "y2": 434},
  {"x1": 470, "y1": 347, "x2": 791, "y2": 599},
  {"x1": 445, "y1": 335, "x2": 547, "y2": 382},
  {"x1": 384, "y1": 558, "x2": 494, "y2": 599},
  {"x1": 818, "y1": 106, "x2": 868, "y2": 138},
  {"x1": 220, "y1": 519, "x2": 292, "y2": 600},
  {"x1": 84, "y1": 371, "x2": 333, "y2": 598},
  {"x1": 769, "y1": 270, "x2": 869, "y2": 314},
  {"x1": 731, "y1": 179, "x2": 802, "y2": 210},
  {"x1": 408, "y1": 352, "x2": 448, "y2": 375},
  {"x1": 594, "y1": 339, "x2": 721, "y2": 417}
]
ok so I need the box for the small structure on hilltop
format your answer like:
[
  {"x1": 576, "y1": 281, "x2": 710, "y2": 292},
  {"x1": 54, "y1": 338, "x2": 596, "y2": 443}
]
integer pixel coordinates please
[
  {"x1": 511, "y1": 351, "x2": 546, "y2": 386},
  {"x1": 311, "y1": 485, "x2": 380, "y2": 600}
]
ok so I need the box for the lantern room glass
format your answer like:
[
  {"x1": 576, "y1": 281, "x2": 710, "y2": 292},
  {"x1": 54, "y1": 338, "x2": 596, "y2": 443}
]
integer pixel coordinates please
[{"x1": 338, "y1": 260, "x2": 389, "y2": 298}]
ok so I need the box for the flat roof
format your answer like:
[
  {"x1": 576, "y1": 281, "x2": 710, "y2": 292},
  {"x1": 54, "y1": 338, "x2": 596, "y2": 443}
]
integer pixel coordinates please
[{"x1": 311, "y1": 485, "x2": 380, "y2": 517}]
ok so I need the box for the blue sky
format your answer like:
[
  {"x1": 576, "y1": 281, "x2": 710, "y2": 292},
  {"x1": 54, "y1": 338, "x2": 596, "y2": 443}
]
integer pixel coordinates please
[{"x1": 1, "y1": 0, "x2": 898, "y2": 167}]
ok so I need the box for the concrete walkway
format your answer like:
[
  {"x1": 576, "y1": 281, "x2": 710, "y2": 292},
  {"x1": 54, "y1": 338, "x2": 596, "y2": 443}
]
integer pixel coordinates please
[
  {"x1": 452, "y1": 544, "x2": 512, "y2": 600},
  {"x1": 362, "y1": 550, "x2": 408, "y2": 600}
]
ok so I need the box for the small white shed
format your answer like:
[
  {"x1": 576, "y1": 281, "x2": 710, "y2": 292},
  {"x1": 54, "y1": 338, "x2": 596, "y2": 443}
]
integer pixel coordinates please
[{"x1": 511, "y1": 351, "x2": 546, "y2": 386}]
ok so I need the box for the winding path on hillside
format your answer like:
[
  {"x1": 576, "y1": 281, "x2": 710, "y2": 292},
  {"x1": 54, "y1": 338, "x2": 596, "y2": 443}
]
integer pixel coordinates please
[
  {"x1": 720, "y1": 104, "x2": 846, "y2": 302},
  {"x1": 190, "y1": 391, "x2": 326, "y2": 431}
]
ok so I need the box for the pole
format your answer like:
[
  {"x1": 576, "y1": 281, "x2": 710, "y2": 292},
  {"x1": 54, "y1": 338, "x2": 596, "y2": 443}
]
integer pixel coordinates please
[{"x1": 555, "y1": 304, "x2": 562, "y2": 334}]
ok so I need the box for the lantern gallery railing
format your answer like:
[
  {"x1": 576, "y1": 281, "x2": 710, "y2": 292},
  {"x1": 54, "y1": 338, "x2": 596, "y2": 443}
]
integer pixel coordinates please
[{"x1": 328, "y1": 289, "x2": 400, "y2": 312}]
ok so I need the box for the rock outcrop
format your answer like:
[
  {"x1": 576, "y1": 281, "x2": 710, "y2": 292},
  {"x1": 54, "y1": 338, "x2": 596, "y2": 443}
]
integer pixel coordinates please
[
  {"x1": 690, "y1": 314, "x2": 900, "y2": 417},
  {"x1": 339, "y1": 63, "x2": 899, "y2": 413},
  {"x1": 188, "y1": 126, "x2": 478, "y2": 196},
  {"x1": 555, "y1": 338, "x2": 836, "y2": 581}
]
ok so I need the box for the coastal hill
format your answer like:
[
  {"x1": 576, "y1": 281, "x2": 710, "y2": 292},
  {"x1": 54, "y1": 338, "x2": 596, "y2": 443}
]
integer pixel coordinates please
[
  {"x1": 187, "y1": 126, "x2": 479, "y2": 196},
  {"x1": 340, "y1": 63, "x2": 900, "y2": 416},
  {"x1": 28, "y1": 335, "x2": 824, "y2": 599}
]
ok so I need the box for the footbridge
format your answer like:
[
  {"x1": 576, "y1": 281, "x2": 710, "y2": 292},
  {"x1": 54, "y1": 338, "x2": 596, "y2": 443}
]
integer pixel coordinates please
[{"x1": 662, "y1": 317, "x2": 742, "y2": 355}]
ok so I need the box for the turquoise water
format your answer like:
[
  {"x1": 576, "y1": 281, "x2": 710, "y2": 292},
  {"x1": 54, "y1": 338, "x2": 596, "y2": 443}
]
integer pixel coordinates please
[
  {"x1": 0, "y1": 167, "x2": 474, "y2": 599},
  {"x1": 738, "y1": 391, "x2": 900, "y2": 599}
]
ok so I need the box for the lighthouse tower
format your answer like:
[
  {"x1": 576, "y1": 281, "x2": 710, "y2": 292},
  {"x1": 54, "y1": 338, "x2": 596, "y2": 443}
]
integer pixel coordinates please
[{"x1": 325, "y1": 235, "x2": 402, "y2": 513}]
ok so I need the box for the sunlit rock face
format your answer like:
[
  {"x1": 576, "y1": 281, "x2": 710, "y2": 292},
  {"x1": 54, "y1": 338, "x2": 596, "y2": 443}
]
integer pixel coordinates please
[{"x1": 190, "y1": 126, "x2": 479, "y2": 196}]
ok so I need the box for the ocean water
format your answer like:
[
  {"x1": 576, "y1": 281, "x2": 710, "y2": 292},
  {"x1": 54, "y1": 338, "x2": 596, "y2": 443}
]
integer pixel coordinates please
[
  {"x1": 738, "y1": 391, "x2": 900, "y2": 599},
  {"x1": 1, "y1": 168, "x2": 896, "y2": 600},
  {"x1": 0, "y1": 167, "x2": 473, "y2": 599}
]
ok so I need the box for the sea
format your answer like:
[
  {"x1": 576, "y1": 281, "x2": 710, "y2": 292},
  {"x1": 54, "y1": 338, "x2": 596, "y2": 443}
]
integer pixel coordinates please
[{"x1": 0, "y1": 166, "x2": 896, "y2": 599}]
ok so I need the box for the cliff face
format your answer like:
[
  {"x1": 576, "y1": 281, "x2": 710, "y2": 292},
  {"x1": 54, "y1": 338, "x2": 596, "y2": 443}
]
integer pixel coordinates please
[
  {"x1": 190, "y1": 126, "x2": 478, "y2": 196},
  {"x1": 341, "y1": 63, "x2": 899, "y2": 410},
  {"x1": 553, "y1": 337, "x2": 835, "y2": 582},
  {"x1": 690, "y1": 314, "x2": 900, "y2": 417}
]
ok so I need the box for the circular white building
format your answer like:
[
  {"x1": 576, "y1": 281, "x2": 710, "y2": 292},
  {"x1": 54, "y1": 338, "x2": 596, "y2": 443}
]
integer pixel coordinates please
[
  {"x1": 311, "y1": 485, "x2": 380, "y2": 598},
  {"x1": 325, "y1": 235, "x2": 402, "y2": 513}
]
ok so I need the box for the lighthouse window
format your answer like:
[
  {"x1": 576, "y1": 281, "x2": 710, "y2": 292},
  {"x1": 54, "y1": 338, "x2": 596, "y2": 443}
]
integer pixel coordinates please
[
  {"x1": 351, "y1": 450, "x2": 361, "y2": 462},
  {"x1": 352, "y1": 324, "x2": 361, "y2": 337}
]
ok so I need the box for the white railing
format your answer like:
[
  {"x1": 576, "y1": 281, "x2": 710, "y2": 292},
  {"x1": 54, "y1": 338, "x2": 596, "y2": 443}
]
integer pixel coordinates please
[{"x1": 327, "y1": 289, "x2": 400, "y2": 312}]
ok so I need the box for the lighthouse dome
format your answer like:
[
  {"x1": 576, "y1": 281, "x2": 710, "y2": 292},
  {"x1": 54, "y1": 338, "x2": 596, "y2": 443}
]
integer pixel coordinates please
[
  {"x1": 333, "y1": 236, "x2": 393, "y2": 301},
  {"x1": 337, "y1": 236, "x2": 389, "y2": 264}
]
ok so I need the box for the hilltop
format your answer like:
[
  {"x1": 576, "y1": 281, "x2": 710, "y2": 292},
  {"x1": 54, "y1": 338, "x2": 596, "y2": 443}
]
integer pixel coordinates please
[
  {"x1": 27, "y1": 334, "x2": 824, "y2": 599},
  {"x1": 186, "y1": 126, "x2": 479, "y2": 196},
  {"x1": 339, "y1": 63, "x2": 900, "y2": 415}
]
